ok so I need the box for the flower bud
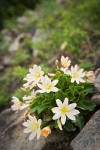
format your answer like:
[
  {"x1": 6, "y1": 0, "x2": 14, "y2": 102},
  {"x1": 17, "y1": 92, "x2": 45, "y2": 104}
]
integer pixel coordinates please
[
  {"x1": 41, "y1": 126, "x2": 51, "y2": 137},
  {"x1": 57, "y1": 119, "x2": 63, "y2": 130},
  {"x1": 85, "y1": 71, "x2": 95, "y2": 79}
]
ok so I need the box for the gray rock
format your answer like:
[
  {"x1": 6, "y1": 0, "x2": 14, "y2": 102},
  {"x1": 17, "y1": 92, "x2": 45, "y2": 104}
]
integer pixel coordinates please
[
  {"x1": 3, "y1": 56, "x2": 11, "y2": 66},
  {"x1": 94, "y1": 74, "x2": 100, "y2": 91},
  {"x1": 91, "y1": 92, "x2": 100, "y2": 105},
  {"x1": 0, "y1": 108, "x2": 45, "y2": 150},
  {"x1": 95, "y1": 68, "x2": 100, "y2": 78},
  {"x1": 0, "y1": 108, "x2": 71, "y2": 150},
  {"x1": 0, "y1": 65, "x2": 4, "y2": 71},
  {"x1": 71, "y1": 110, "x2": 100, "y2": 150}
]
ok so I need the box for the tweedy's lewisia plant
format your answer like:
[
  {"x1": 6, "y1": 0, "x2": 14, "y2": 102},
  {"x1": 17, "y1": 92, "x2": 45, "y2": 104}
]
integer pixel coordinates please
[{"x1": 11, "y1": 56, "x2": 96, "y2": 140}]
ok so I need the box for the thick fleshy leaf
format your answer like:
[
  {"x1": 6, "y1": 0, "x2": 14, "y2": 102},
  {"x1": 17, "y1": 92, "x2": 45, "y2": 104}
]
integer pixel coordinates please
[
  {"x1": 75, "y1": 115, "x2": 84, "y2": 130},
  {"x1": 77, "y1": 100, "x2": 96, "y2": 111},
  {"x1": 64, "y1": 120, "x2": 76, "y2": 131},
  {"x1": 58, "y1": 74, "x2": 67, "y2": 88}
]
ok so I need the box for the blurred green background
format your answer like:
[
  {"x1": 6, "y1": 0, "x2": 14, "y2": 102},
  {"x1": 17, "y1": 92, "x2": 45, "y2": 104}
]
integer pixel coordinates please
[{"x1": 0, "y1": 0, "x2": 100, "y2": 109}]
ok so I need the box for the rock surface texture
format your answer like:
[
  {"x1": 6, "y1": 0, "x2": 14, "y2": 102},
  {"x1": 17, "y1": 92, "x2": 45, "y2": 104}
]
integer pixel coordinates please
[
  {"x1": 0, "y1": 109, "x2": 72, "y2": 150},
  {"x1": 91, "y1": 68, "x2": 100, "y2": 105},
  {"x1": 0, "y1": 109, "x2": 44, "y2": 150},
  {"x1": 71, "y1": 110, "x2": 100, "y2": 150}
]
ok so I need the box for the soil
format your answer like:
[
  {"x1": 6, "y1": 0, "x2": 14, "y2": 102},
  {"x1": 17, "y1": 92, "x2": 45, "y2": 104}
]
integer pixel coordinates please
[{"x1": 42, "y1": 131, "x2": 78, "y2": 150}]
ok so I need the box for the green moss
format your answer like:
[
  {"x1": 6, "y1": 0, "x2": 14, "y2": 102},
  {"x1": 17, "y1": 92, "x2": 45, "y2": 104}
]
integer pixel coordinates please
[
  {"x1": 12, "y1": 66, "x2": 28, "y2": 79},
  {"x1": 0, "y1": 0, "x2": 99, "y2": 107},
  {"x1": 12, "y1": 50, "x2": 30, "y2": 65}
]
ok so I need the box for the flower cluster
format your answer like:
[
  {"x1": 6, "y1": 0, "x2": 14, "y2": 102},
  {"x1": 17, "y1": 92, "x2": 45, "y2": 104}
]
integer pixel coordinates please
[{"x1": 11, "y1": 56, "x2": 96, "y2": 140}]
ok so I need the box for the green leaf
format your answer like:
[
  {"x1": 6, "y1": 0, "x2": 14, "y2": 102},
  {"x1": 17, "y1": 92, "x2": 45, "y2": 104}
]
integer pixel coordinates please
[
  {"x1": 30, "y1": 97, "x2": 41, "y2": 106},
  {"x1": 52, "y1": 71, "x2": 61, "y2": 80},
  {"x1": 37, "y1": 105, "x2": 49, "y2": 114},
  {"x1": 67, "y1": 89, "x2": 75, "y2": 101},
  {"x1": 64, "y1": 120, "x2": 76, "y2": 131},
  {"x1": 77, "y1": 100, "x2": 96, "y2": 111},
  {"x1": 55, "y1": 91, "x2": 67, "y2": 101},
  {"x1": 41, "y1": 119, "x2": 53, "y2": 129},
  {"x1": 30, "y1": 105, "x2": 39, "y2": 113},
  {"x1": 75, "y1": 115, "x2": 84, "y2": 130},
  {"x1": 82, "y1": 83, "x2": 94, "y2": 93},
  {"x1": 77, "y1": 92, "x2": 84, "y2": 101},
  {"x1": 57, "y1": 74, "x2": 67, "y2": 89}
]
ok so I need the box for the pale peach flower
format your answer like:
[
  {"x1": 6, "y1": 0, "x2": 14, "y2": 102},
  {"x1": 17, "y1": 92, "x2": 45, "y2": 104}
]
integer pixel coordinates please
[
  {"x1": 41, "y1": 127, "x2": 51, "y2": 137},
  {"x1": 61, "y1": 56, "x2": 71, "y2": 68},
  {"x1": 85, "y1": 71, "x2": 95, "y2": 83}
]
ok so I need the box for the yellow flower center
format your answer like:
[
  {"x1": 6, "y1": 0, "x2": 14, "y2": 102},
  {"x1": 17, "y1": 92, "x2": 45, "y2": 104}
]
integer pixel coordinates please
[
  {"x1": 73, "y1": 72, "x2": 78, "y2": 78},
  {"x1": 45, "y1": 84, "x2": 52, "y2": 90},
  {"x1": 32, "y1": 123, "x2": 39, "y2": 130},
  {"x1": 18, "y1": 101, "x2": 22, "y2": 106},
  {"x1": 61, "y1": 106, "x2": 68, "y2": 114},
  {"x1": 35, "y1": 72, "x2": 40, "y2": 78}
]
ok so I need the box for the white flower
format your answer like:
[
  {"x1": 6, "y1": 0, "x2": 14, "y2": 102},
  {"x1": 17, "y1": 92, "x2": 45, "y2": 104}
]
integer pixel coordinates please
[
  {"x1": 23, "y1": 115, "x2": 42, "y2": 140},
  {"x1": 68, "y1": 65, "x2": 85, "y2": 84},
  {"x1": 23, "y1": 90, "x2": 37, "y2": 103},
  {"x1": 23, "y1": 65, "x2": 44, "y2": 89},
  {"x1": 60, "y1": 67, "x2": 69, "y2": 74},
  {"x1": 11, "y1": 96, "x2": 29, "y2": 111},
  {"x1": 52, "y1": 98, "x2": 80, "y2": 125},
  {"x1": 61, "y1": 56, "x2": 71, "y2": 68},
  {"x1": 37, "y1": 75, "x2": 58, "y2": 93}
]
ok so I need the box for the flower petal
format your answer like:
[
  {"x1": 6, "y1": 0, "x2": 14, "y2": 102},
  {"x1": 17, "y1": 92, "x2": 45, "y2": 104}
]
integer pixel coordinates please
[
  {"x1": 61, "y1": 115, "x2": 66, "y2": 125},
  {"x1": 52, "y1": 107, "x2": 60, "y2": 113},
  {"x1": 37, "y1": 84, "x2": 44, "y2": 89},
  {"x1": 79, "y1": 78, "x2": 85, "y2": 83},
  {"x1": 63, "y1": 98, "x2": 68, "y2": 106},
  {"x1": 29, "y1": 131, "x2": 36, "y2": 140},
  {"x1": 24, "y1": 128, "x2": 32, "y2": 133},
  {"x1": 69, "y1": 109, "x2": 80, "y2": 115},
  {"x1": 75, "y1": 79, "x2": 79, "y2": 84},
  {"x1": 67, "y1": 114, "x2": 76, "y2": 121},
  {"x1": 53, "y1": 113, "x2": 61, "y2": 120},
  {"x1": 56, "y1": 99, "x2": 62, "y2": 108},
  {"x1": 23, "y1": 122, "x2": 31, "y2": 127},
  {"x1": 67, "y1": 103, "x2": 77, "y2": 110},
  {"x1": 71, "y1": 78, "x2": 75, "y2": 83},
  {"x1": 37, "y1": 130, "x2": 41, "y2": 139},
  {"x1": 52, "y1": 80, "x2": 58, "y2": 86},
  {"x1": 38, "y1": 119, "x2": 42, "y2": 125},
  {"x1": 52, "y1": 87, "x2": 58, "y2": 92}
]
